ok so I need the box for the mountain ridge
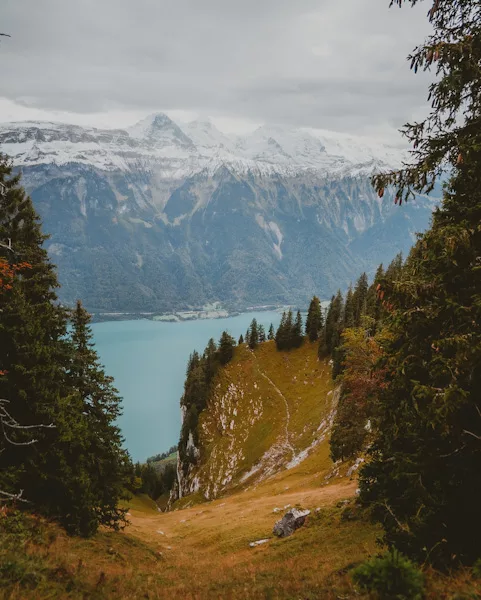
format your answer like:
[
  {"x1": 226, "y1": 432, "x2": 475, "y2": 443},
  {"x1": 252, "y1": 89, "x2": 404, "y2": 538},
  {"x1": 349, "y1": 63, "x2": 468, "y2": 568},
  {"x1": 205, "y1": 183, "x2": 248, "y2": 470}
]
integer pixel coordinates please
[
  {"x1": 0, "y1": 115, "x2": 437, "y2": 313},
  {"x1": 0, "y1": 113, "x2": 405, "y2": 178}
]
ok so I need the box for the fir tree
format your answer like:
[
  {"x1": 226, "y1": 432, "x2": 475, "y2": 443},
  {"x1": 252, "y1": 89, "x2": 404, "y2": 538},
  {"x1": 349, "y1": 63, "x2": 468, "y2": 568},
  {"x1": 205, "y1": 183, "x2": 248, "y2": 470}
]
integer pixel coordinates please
[
  {"x1": 352, "y1": 272, "x2": 369, "y2": 327},
  {"x1": 293, "y1": 310, "x2": 304, "y2": 348},
  {"x1": 275, "y1": 312, "x2": 288, "y2": 350},
  {"x1": 385, "y1": 253, "x2": 403, "y2": 284},
  {"x1": 343, "y1": 286, "x2": 355, "y2": 329},
  {"x1": 248, "y1": 318, "x2": 259, "y2": 349},
  {"x1": 268, "y1": 323, "x2": 275, "y2": 341},
  {"x1": 0, "y1": 156, "x2": 128, "y2": 536},
  {"x1": 238, "y1": 334, "x2": 244, "y2": 345},
  {"x1": 68, "y1": 301, "x2": 129, "y2": 534},
  {"x1": 258, "y1": 324, "x2": 266, "y2": 343},
  {"x1": 365, "y1": 263, "x2": 385, "y2": 327},
  {"x1": 321, "y1": 291, "x2": 344, "y2": 356},
  {"x1": 362, "y1": 0, "x2": 481, "y2": 567},
  {"x1": 218, "y1": 331, "x2": 235, "y2": 365},
  {"x1": 305, "y1": 296, "x2": 323, "y2": 342},
  {"x1": 203, "y1": 338, "x2": 218, "y2": 383}
]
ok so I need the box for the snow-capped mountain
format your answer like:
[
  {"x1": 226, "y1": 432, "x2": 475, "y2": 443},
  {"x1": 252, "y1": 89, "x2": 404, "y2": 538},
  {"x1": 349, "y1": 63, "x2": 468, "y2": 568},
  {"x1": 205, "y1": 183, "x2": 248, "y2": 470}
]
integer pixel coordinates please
[
  {"x1": 0, "y1": 113, "x2": 404, "y2": 178},
  {"x1": 0, "y1": 114, "x2": 434, "y2": 314}
]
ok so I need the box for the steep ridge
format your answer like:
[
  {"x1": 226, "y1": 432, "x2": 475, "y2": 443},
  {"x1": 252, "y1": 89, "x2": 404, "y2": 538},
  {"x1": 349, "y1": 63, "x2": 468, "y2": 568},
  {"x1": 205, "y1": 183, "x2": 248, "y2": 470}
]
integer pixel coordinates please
[
  {"x1": 0, "y1": 115, "x2": 439, "y2": 312},
  {"x1": 173, "y1": 341, "x2": 343, "y2": 504}
]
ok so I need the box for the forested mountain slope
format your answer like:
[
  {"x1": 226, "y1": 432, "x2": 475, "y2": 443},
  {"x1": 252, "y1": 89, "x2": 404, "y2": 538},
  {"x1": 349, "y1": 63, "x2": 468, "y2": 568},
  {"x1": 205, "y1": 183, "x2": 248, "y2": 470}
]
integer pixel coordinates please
[{"x1": 0, "y1": 117, "x2": 439, "y2": 312}]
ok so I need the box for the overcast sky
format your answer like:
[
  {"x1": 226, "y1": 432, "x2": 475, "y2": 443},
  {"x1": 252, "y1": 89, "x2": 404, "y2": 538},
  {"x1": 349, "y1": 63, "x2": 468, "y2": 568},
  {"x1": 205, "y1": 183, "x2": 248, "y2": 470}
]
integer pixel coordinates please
[{"x1": 0, "y1": 0, "x2": 433, "y2": 141}]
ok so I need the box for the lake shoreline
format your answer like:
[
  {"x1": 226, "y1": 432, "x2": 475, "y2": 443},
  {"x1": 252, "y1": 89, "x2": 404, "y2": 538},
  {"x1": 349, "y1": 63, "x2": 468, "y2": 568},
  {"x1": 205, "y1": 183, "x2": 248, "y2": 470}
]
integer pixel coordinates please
[
  {"x1": 90, "y1": 304, "x2": 285, "y2": 324},
  {"x1": 91, "y1": 310, "x2": 284, "y2": 461}
]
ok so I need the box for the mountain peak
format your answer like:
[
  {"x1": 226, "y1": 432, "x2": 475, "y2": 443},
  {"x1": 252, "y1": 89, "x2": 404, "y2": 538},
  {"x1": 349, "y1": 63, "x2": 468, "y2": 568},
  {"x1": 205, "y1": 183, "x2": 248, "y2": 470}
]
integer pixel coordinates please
[{"x1": 127, "y1": 113, "x2": 194, "y2": 149}]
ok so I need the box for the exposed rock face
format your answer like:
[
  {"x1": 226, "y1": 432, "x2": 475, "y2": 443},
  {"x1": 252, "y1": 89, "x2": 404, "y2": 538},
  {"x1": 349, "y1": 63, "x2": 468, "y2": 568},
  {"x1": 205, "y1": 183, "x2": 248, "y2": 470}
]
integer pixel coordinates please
[
  {"x1": 0, "y1": 116, "x2": 439, "y2": 313},
  {"x1": 273, "y1": 508, "x2": 311, "y2": 537}
]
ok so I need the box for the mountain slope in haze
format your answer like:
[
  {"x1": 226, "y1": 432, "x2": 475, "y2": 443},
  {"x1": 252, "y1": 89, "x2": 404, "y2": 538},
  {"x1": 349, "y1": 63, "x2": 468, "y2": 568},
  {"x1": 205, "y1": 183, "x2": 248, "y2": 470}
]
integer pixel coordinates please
[{"x1": 0, "y1": 115, "x2": 439, "y2": 312}]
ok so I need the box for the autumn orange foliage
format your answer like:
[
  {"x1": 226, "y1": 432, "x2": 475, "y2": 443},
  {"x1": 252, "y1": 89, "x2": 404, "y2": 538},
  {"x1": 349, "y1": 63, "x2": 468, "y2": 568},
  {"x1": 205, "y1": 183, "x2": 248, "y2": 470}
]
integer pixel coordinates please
[{"x1": 0, "y1": 259, "x2": 31, "y2": 291}]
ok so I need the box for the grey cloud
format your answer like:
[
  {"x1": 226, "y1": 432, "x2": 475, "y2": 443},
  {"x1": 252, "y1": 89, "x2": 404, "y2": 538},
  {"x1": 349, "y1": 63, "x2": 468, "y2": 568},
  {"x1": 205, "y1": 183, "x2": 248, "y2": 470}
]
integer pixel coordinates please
[{"x1": 1, "y1": 0, "x2": 432, "y2": 134}]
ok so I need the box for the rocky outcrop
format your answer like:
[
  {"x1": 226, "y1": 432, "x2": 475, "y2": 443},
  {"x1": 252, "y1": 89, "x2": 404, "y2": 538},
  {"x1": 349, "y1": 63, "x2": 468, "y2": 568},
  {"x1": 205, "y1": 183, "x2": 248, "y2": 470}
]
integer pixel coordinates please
[
  {"x1": 273, "y1": 508, "x2": 311, "y2": 537},
  {"x1": 0, "y1": 118, "x2": 438, "y2": 313}
]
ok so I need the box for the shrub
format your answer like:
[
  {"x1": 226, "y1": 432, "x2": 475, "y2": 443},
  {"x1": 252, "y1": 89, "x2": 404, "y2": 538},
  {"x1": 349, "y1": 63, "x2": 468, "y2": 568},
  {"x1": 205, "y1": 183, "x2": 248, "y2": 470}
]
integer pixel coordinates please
[
  {"x1": 352, "y1": 550, "x2": 425, "y2": 599},
  {"x1": 473, "y1": 558, "x2": 481, "y2": 579}
]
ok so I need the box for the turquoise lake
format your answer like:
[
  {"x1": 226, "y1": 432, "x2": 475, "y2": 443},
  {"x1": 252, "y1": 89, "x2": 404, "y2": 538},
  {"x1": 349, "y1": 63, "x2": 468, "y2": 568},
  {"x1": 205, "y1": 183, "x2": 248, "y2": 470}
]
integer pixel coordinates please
[{"x1": 91, "y1": 311, "x2": 282, "y2": 462}]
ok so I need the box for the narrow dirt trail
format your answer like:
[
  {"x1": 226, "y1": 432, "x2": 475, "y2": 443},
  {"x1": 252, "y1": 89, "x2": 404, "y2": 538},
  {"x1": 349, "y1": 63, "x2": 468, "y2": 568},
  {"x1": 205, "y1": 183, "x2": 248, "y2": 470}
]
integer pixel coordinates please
[
  {"x1": 249, "y1": 349, "x2": 295, "y2": 459},
  {"x1": 258, "y1": 369, "x2": 295, "y2": 458}
]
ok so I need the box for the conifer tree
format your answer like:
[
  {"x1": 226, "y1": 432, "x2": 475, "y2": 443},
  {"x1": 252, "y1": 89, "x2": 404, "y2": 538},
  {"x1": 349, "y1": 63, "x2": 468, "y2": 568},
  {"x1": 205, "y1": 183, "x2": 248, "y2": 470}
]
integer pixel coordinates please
[
  {"x1": 293, "y1": 310, "x2": 304, "y2": 348},
  {"x1": 384, "y1": 253, "x2": 403, "y2": 284},
  {"x1": 275, "y1": 311, "x2": 288, "y2": 350},
  {"x1": 268, "y1": 323, "x2": 275, "y2": 340},
  {"x1": 203, "y1": 338, "x2": 218, "y2": 383},
  {"x1": 248, "y1": 318, "x2": 259, "y2": 349},
  {"x1": 258, "y1": 324, "x2": 266, "y2": 343},
  {"x1": 352, "y1": 272, "x2": 369, "y2": 327},
  {"x1": 238, "y1": 334, "x2": 244, "y2": 345},
  {"x1": 68, "y1": 301, "x2": 129, "y2": 534},
  {"x1": 305, "y1": 296, "x2": 323, "y2": 342},
  {"x1": 361, "y1": 0, "x2": 481, "y2": 567},
  {"x1": 365, "y1": 263, "x2": 384, "y2": 326},
  {"x1": 0, "y1": 156, "x2": 128, "y2": 536},
  {"x1": 321, "y1": 291, "x2": 344, "y2": 356},
  {"x1": 218, "y1": 331, "x2": 235, "y2": 365},
  {"x1": 343, "y1": 286, "x2": 355, "y2": 329}
]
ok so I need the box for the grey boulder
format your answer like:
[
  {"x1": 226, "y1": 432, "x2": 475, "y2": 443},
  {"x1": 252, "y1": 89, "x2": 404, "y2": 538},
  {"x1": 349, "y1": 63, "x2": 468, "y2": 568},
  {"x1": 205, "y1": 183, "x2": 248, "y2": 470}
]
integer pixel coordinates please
[{"x1": 273, "y1": 508, "x2": 310, "y2": 538}]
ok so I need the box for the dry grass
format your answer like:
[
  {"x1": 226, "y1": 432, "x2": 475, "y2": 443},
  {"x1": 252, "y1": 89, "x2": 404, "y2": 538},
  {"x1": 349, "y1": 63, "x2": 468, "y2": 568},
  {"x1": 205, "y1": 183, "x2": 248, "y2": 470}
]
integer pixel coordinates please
[{"x1": 2, "y1": 342, "x2": 480, "y2": 599}]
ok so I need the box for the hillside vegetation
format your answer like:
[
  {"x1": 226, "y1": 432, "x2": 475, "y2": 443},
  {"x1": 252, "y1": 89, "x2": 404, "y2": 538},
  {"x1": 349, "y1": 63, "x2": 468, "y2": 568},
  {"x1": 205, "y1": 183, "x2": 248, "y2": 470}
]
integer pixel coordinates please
[
  {"x1": 2, "y1": 339, "x2": 479, "y2": 599},
  {"x1": 175, "y1": 341, "x2": 338, "y2": 502}
]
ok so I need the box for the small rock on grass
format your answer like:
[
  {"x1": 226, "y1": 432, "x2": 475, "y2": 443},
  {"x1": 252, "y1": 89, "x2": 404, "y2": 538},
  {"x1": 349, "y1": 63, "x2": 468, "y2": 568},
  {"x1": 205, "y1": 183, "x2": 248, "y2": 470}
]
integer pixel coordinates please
[
  {"x1": 273, "y1": 508, "x2": 311, "y2": 538},
  {"x1": 249, "y1": 539, "x2": 270, "y2": 548}
]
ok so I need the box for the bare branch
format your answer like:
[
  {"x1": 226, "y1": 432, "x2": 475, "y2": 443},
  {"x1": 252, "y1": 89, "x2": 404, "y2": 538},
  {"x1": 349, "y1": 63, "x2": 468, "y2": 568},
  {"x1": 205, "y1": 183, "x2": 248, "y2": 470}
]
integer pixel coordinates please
[{"x1": 0, "y1": 489, "x2": 28, "y2": 503}]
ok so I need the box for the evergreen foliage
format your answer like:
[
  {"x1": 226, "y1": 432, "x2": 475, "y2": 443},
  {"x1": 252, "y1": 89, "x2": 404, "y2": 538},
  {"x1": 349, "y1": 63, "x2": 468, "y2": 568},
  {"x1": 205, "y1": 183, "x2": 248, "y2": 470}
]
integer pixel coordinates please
[
  {"x1": 275, "y1": 309, "x2": 300, "y2": 351},
  {"x1": 360, "y1": 0, "x2": 481, "y2": 567},
  {"x1": 352, "y1": 550, "x2": 425, "y2": 600},
  {"x1": 292, "y1": 310, "x2": 304, "y2": 348},
  {"x1": 146, "y1": 444, "x2": 178, "y2": 464},
  {"x1": 352, "y1": 273, "x2": 368, "y2": 327},
  {"x1": 67, "y1": 301, "x2": 130, "y2": 534},
  {"x1": 218, "y1": 331, "x2": 236, "y2": 365},
  {"x1": 330, "y1": 325, "x2": 387, "y2": 462},
  {"x1": 178, "y1": 330, "x2": 236, "y2": 472},
  {"x1": 305, "y1": 296, "x2": 323, "y2": 342},
  {"x1": 321, "y1": 291, "x2": 344, "y2": 356},
  {"x1": 268, "y1": 323, "x2": 275, "y2": 341},
  {"x1": 132, "y1": 461, "x2": 176, "y2": 500},
  {"x1": 238, "y1": 334, "x2": 244, "y2": 345},
  {"x1": 258, "y1": 324, "x2": 266, "y2": 343},
  {"x1": 247, "y1": 318, "x2": 259, "y2": 349},
  {"x1": 343, "y1": 286, "x2": 355, "y2": 329},
  {"x1": 0, "y1": 155, "x2": 128, "y2": 536}
]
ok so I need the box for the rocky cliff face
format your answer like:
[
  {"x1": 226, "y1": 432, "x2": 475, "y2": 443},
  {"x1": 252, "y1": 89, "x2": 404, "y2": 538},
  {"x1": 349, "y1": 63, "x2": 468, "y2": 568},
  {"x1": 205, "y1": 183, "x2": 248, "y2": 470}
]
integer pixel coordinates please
[
  {"x1": 0, "y1": 115, "x2": 439, "y2": 312},
  {"x1": 172, "y1": 342, "x2": 340, "y2": 504}
]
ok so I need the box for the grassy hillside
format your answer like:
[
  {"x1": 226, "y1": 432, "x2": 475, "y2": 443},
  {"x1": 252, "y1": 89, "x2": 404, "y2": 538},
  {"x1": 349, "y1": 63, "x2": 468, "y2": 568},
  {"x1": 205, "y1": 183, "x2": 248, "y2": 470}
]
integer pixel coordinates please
[
  {"x1": 178, "y1": 340, "x2": 340, "y2": 501},
  {"x1": 2, "y1": 341, "x2": 480, "y2": 599}
]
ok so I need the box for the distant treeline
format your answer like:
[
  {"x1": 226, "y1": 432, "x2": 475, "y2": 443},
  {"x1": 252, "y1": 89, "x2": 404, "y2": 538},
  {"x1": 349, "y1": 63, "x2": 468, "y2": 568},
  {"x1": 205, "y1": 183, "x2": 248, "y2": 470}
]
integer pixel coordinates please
[{"x1": 146, "y1": 445, "x2": 178, "y2": 464}]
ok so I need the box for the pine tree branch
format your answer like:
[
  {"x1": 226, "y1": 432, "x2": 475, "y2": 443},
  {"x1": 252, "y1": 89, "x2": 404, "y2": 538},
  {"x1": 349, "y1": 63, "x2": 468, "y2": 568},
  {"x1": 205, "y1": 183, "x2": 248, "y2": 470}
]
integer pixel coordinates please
[{"x1": 382, "y1": 501, "x2": 411, "y2": 534}]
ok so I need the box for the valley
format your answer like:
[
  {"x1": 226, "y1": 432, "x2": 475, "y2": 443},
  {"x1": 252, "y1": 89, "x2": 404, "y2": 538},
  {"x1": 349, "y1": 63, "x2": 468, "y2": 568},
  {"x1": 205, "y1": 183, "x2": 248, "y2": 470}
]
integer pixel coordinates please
[{"x1": 3, "y1": 339, "x2": 478, "y2": 599}]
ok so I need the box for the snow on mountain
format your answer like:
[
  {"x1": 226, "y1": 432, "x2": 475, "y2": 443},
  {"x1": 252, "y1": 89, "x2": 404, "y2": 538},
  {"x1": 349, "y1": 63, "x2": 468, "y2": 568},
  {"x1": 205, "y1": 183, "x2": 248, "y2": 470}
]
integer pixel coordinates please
[{"x1": 0, "y1": 113, "x2": 405, "y2": 179}]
